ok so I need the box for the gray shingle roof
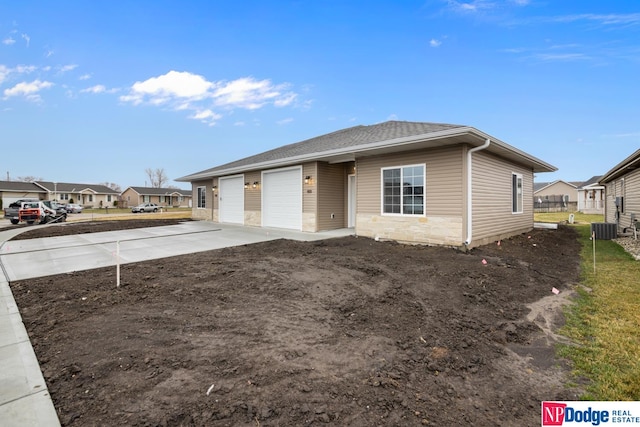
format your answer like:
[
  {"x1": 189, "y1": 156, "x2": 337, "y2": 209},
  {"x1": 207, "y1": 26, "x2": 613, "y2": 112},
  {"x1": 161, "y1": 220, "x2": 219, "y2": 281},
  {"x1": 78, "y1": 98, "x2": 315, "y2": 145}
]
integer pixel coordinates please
[
  {"x1": 178, "y1": 120, "x2": 557, "y2": 181},
  {"x1": 180, "y1": 121, "x2": 464, "y2": 180},
  {"x1": 0, "y1": 180, "x2": 46, "y2": 193},
  {"x1": 127, "y1": 187, "x2": 191, "y2": 196},
  {"x1": 36, "y1": 181, "x2": 120, "y2": 194}
]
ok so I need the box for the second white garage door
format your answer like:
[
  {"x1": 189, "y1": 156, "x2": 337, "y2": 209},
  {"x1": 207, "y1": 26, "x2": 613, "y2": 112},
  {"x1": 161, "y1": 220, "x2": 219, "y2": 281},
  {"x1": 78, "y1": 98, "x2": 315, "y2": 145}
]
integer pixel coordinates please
[{"x1": 262, "y1": 167, "x2": 302, "y2": 230}]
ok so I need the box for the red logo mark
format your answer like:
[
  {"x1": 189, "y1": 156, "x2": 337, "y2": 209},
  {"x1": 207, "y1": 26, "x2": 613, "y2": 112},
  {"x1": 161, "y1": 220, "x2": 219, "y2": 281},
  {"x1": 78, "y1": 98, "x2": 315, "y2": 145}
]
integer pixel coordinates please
[{"x1": 542, "y1": 402, "x2": 567, "y2": 426}]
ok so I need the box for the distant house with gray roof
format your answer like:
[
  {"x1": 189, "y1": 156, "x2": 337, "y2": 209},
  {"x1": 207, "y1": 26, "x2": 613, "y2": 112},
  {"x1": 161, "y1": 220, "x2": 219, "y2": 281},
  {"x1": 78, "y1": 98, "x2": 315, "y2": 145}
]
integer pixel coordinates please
[
  {"x1": 178, "y1": 120, "x2": 556, "y2": 248},
  {"x1": 576, "y1": 175, "x2": 604, "y2": 214},
  {"x1": 120, "y1": 186, "x2": 192, "y2": 208},
  {"x1": 0, "y1": 180, "x2": 119, "y2": 209}
]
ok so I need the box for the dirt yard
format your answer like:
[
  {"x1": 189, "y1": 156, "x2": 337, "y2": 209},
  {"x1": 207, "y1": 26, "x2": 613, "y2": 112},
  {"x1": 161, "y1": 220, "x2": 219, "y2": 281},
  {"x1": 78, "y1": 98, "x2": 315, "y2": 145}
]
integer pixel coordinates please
[{"x1": 9, "y1": 221, "x2": 583, "y2": 426}]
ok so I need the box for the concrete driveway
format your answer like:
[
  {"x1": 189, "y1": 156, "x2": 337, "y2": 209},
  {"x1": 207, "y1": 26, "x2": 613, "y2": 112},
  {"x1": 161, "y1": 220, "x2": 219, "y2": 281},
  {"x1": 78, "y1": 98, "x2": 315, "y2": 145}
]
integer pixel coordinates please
[
  {"x1": 0, "y1": 221, "x2": 352, "y2": 281},
  {"x1": 0, "y1": 220, "x2": 351, "y2": 426}
]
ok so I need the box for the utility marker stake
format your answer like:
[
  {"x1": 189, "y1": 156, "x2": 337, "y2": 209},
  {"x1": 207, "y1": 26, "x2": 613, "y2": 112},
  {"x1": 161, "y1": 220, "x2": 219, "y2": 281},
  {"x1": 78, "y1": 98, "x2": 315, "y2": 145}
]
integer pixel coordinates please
[
  {"x1": 592, "y1": 230, "x2": 596, "y2": 275},
  {"x1": 116, "y1": 240, "x2": 121, "y2": 288}
]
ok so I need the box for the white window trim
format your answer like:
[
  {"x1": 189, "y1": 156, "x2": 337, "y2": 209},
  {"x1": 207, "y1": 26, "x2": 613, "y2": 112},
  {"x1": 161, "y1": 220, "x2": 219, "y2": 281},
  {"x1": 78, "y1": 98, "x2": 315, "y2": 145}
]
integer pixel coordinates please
[
  {"x1": 512, "y1": 173, "x2": 523, "y2": 214},
  {"x1": 380, "y1": 163, "x2": 426, "y2": 217},
  {"x1": 196, "y1": 186, "x2": 206, "y2": 209}
]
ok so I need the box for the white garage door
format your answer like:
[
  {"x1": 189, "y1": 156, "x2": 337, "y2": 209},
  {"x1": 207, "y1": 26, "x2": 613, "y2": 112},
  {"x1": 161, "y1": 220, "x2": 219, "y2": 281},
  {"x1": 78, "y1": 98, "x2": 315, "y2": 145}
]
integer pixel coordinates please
[
  {"x1": 219, "y1": 176, "x2": 244, "y2": 224},
  {"x1": 262, "y1": 167, "x2": 302, "y2": 230}
]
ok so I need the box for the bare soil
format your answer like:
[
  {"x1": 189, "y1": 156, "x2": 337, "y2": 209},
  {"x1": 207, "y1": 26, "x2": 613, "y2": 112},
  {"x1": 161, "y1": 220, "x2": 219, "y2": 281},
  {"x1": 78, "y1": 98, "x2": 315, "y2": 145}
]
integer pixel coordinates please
[{"x1": 9, "y1": 221, "x2": 583, "y2": 426}]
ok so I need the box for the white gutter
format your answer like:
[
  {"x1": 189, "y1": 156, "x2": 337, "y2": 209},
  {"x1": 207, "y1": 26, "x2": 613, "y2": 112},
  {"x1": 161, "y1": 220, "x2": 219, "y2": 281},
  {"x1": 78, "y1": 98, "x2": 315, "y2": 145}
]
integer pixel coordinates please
[{"x1": 464, "y1": 138, "x2": 491, "y2": 247}]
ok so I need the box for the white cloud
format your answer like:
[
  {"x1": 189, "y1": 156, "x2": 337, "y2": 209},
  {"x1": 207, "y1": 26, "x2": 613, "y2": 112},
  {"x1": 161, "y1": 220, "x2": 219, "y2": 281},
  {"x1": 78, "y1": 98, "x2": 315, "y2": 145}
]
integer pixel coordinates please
[
  {"x1": 81, "y1": 84, "x2": 106, "y2": 94},
  {"x1": 3, "y1": 79, "x2": 53, "y2": 101},
  {"x1": 2, "y1": 37, "x2": 16, "y2": 45},
  {"x1": 121, "y1": 70, "x2": 213, "y2": 105},
  {"x1": 79, "y1": 74, "x2": 91, "y2": 80},
  {"x1": 120, "y1": 71, "x2": 299, "y2": 125},
  {"x1": 59, "y1": 64, "x2": 78, "y2": 73},
  {"x1": 430, "y1": 38, "x2": 442, "y2": 47},
  {"x1": 21, "y1": 33, "x2": 30, "y2": 47},
  {"x1": 277, "y1": 117, "x2": 294, "y2": 125},
  {"x1": 190, "y1": 109, "x2": 222, "y2": 126}
]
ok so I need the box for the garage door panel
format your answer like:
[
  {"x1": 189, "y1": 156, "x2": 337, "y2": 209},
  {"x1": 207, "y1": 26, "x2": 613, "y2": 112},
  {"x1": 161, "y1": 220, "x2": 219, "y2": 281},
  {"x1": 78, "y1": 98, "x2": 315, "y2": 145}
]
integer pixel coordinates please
[{"x1": 263, "y1": 168, "x2": 302, "y2": 230}]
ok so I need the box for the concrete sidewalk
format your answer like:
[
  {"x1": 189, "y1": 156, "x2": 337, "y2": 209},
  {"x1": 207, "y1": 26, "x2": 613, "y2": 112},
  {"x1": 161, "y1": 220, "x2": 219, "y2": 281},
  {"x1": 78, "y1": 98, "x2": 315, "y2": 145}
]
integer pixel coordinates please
[{"x1": 0, "y1": 220, "x2": 352, "y2": 426}]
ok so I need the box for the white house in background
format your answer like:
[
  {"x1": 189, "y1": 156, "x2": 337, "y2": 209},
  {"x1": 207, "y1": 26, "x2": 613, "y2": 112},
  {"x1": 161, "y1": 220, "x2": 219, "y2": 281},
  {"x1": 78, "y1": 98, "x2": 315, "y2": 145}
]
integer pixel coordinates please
[{"x1": 576, "y1": 175, "x2": 604, "y2": 214}]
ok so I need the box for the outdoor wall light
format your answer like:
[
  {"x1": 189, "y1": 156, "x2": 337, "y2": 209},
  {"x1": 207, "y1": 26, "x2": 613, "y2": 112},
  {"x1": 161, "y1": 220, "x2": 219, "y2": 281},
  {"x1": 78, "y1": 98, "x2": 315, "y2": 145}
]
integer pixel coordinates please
[
  {"x1": 212, "y1": 185, "x2": 217, "y2": 190},
  {"x1": 305, "y1": 176, "x2": 311, "y2": 184},
  {"x1": 244, "y1": 182, "x2": 250, "y2": 189},
  {"x1": 253, "y1": 181, "x2": 259, "y2": 188}
]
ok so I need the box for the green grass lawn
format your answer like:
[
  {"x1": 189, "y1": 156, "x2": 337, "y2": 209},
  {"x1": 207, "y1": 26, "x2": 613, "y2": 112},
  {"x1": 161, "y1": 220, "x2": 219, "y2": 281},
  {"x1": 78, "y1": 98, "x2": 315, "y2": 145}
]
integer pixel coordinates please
[
  {"x1": 558, "y1": 224, "x2": 640, "y2": 400},
  {"x1": 534, "y1": 212, "x2": 604, "y2": 224}
]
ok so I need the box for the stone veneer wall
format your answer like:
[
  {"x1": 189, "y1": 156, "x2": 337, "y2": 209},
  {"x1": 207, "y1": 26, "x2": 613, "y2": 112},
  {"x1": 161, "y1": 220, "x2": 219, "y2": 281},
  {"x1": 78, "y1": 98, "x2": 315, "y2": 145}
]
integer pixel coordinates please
[
  {"x1": 356, "y1": 214, "x2": 463, "y2": 247},
  {"x1": 302, "y1": 212, "x2": 317, "y2": 232},
  {"x1": 192, "y1": 208, "x2": 213, "y2": 221},
  {"x1": 245, "y1": 211, "x2": 261, "y2": 227}
]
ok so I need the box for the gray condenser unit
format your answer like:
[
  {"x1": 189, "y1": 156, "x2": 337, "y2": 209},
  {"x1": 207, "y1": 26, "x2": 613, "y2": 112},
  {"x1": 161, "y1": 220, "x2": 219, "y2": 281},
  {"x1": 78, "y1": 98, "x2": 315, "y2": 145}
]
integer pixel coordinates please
[{"x1": 590, "y1": 223, "x2": 617, "y2": 240}]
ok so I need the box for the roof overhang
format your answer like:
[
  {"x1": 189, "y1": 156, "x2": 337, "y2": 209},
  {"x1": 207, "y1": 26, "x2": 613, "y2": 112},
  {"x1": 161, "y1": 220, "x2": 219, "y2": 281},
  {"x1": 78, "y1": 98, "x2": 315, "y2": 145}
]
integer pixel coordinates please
[
  {"x1": 600, "y1": 149, "x2": 640, "y2": 183},
  {"x1": 178, "y1": 127, "x2": 556, "y2": 181}
]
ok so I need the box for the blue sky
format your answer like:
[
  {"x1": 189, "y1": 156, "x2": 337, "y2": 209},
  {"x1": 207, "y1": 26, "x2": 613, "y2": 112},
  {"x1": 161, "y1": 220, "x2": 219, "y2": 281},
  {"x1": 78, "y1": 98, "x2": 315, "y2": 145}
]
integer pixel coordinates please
[{"x1": 1, "y1": 1, "x2": 639, "y2": 189}]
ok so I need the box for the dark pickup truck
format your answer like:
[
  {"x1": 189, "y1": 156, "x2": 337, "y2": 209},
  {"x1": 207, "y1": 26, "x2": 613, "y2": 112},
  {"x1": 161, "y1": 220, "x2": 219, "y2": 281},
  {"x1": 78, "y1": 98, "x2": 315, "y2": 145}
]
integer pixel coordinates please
[{"x1": 3, "y1": 199, "x2": 67, "y2": 224}]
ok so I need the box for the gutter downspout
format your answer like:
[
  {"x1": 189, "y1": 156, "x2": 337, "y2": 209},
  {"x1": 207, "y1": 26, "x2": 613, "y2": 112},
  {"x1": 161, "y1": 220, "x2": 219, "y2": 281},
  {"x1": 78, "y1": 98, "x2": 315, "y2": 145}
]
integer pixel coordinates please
[{"x1": 464, "y1": 139, "x2": 491, "y2": 248}]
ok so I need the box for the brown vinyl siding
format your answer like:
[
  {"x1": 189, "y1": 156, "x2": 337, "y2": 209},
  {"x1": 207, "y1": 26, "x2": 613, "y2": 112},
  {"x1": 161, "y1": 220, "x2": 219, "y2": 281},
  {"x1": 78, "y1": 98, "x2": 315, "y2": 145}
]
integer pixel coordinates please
[
  {"x1": 470, "y1": 150, "x2": 533, "y2": 244},
  {"x1": 356, "y1": 146, "x2": 464, "y2": 217},
  {"x1": 317, "y1": 162, "x2": 347, "y2": 230},
  {"x1": 605, "y1": 169, "x2": 640, "y2": 230},
  {"x1": 244, "y1": 171, "x2": 261, "y2": 212},
  {"x1": 624, "y1": 169, "x2": 640, "y2": 226},
  {"x1": 303, "y1": 163, "x2": 318, "y2": 216}
]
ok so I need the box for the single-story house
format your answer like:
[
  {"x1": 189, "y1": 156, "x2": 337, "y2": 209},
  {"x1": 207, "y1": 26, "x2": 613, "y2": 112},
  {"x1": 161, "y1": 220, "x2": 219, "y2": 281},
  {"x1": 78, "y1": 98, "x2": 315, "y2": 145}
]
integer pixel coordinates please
[
  {"x1": 177, "y1": 121, "x2": 556, "y2": 248},
  {"x1": 120, "y1": 186, "x2": 192, "y2": 208},
  {"x1": 0, "y1": 180, "x2": 47, "y2": 209},
  {"x1": 36, "y1": 182, "x2": 120, "y2": 208},
  {"x1": 600, "y1": 149, "x2": 640, "y2": 233},
  {"x1": 0, "y1": 180, "x2": 119, "y2": 209},
  {"x1": 533, "y1": 180, "x2": 580, "y2": 211},
  {"x1": 576, "y1": 176, "x2": 604, "y2": 214}
]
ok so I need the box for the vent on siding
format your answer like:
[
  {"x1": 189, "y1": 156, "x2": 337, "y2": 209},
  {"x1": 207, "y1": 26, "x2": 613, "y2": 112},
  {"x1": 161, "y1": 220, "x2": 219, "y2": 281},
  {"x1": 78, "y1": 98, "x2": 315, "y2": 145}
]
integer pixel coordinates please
[{"x1": 590, "y1": 223, "x2": 617, "y2": 240}]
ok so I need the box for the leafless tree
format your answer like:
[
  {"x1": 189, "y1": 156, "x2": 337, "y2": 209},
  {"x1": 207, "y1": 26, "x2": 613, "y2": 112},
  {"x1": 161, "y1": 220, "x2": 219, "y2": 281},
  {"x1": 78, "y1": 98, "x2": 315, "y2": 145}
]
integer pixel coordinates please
[
  {"x1": 16, "y1": 176, "x2": 43, "y2": 182},
  {"x1": 145, "y1": 168, "x2": 168, "y2": 188},
  {"x1": 100, "y1": 182, "x2": 122, "y2": 193}
]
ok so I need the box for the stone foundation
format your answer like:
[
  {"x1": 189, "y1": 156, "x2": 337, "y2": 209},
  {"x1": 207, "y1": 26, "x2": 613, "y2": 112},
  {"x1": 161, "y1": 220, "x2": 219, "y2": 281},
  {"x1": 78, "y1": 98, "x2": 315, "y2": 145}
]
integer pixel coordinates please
[{"x1": 356, "y1": 214, "x2": 463, "y2": 247}]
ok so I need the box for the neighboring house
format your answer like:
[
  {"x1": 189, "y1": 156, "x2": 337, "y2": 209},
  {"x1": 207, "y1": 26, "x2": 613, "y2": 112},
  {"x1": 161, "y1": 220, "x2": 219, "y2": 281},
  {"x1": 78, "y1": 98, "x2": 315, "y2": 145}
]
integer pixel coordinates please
[
  {"x1": 120, "y1": 186, "x2": 192, "y2": 208},
  {"x1": 0, "y1": 181, "x2": 120, "y2": 209},
  {"x1": 600, "y1": 149, "x2": 640, "y2": 233},
  {"x1": 576, "y1": 175, "x2": 605, "y2": 214},
  {"x1": 533, "y1": 180, "x2": 580, "y2": 212},
  {"x1": 35, "y1": 182, "x2": 120, "y2": 208},
  {"x1": 177, "y1": 121, "x2": 556, "y2": 249},
  {"x1": 0, "y1": 180, "x2": 47, "y2": 209}
]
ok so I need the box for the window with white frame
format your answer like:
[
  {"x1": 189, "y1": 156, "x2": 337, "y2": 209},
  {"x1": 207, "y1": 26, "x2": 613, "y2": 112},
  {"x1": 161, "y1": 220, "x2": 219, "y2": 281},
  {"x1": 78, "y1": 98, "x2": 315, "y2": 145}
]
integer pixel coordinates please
[
  {"x1": 107, "y1": 195, "x2": 112, "y2": 202},
  {"x1": 197, "y1": 186, "x2": 206, "y2": 208},
  {"x1": 144, "y1": 195, "x2": 150, "y2": 203},
  {"x1": 382, "y1": 165, "x2": 425, "y2": 215},
  {"x1": 512, "y1": 173, "x2": 523, "y2": 213}
]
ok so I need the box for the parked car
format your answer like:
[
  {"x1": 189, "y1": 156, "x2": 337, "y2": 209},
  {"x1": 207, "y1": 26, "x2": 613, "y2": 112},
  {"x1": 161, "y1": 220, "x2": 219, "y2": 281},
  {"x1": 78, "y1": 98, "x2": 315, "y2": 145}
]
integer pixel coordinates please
[
  {"x1": 43, "y1": 201, "x2": 68, "y2": 221},
  {"x1": 131, "y1": 203, "x2": 159, "y2": 213},
  {"x1": 3, "y1": 199, "x2": 41, "y2": 224},
  {"x1": 65, "y1": 203, "x2": 84, "y2": 213}
]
